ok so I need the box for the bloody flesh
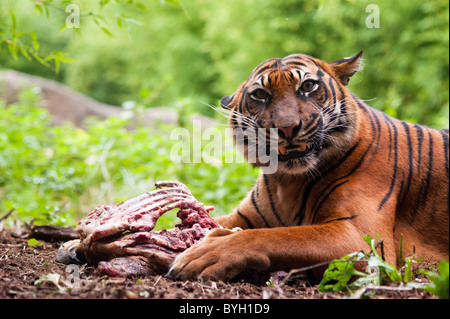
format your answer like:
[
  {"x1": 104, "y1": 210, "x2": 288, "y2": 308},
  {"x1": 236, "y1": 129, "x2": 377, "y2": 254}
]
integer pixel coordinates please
[{"x1": 68, "y1": 181, "x2": 219, "y2": 277}]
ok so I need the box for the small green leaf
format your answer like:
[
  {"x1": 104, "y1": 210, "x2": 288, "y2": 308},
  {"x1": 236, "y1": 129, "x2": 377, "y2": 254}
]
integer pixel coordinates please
[
  {"x1": 419, "y1": 260, "x2": 449, "y2": 299},
  {"x1": 101, "y1": 27, "x2": 114, "y2": 37},
  {"x1": 28, "y1": 238, "x2": 43, "y2": 247},
  {"x1": 99, "y1": 0, "x2": 111, "y2": 9},
  {"x1": 43, "y1": 3, "x2": 50, "y2": 18},
  {"x1": 30, "y1": 31, "x2": 39, "y2": 51},
  {"x1": 30, "y1": 51, "x2": 51, "y2": 68},
  {"x1": 134, "y1": 2, "x2": 149, "y2": 11},
  {"x1": 318, "y1": 252, "x2": 366, "y2": 292},
  {"x1": 403, "y1": 257, "x2": 413, "y2": 283},
  {"x1": 7, "y1": 41, "x2": 18, "y2": 59},
  {"x1": 10, "y1": 10, "x2": 16, "y2": 35},
  {"x1": 3, "y1": 201, "x2": 14, "y2": 210},
  {"x1": 19, "y1": 47, "x2": 31, "y2": 61},
  {"x1": 34, "y1": 273, "x2": 64, "y2": 290},
  {"x1": 58, "y1": 24, "x2": 67, "y2": 33}
]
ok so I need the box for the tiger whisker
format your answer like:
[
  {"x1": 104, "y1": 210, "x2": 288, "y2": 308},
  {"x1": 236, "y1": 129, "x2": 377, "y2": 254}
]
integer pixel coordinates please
[{"x1": 200, "y1": 101, "x2": 259, "y2": 127}]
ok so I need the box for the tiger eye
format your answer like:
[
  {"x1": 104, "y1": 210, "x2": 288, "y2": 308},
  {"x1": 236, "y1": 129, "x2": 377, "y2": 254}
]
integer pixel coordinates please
[
  {"x1": 250, "y1": 89, "x2": 270, "y2": 101},
  {"x1": 300, "y1": 80, "x2": 316, "y2": 92}
]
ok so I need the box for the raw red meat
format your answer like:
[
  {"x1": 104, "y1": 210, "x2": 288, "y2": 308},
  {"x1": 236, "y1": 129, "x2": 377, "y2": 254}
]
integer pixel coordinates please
[{"x1": 58, "y1": 181, "x2": 220, "y2": 277}]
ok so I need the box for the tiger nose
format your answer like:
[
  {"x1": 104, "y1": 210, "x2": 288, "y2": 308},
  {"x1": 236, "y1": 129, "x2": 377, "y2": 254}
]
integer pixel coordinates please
[{"x1": 276, "y1": 122, "x2": 301, "y2": 140}]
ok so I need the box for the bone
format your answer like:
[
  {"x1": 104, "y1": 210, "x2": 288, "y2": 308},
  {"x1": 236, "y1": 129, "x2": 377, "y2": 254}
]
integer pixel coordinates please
[
  {"x1": 62, "y1": 181, "x2": 219, "y2": 277},
  {"x1": 76, "y1": 184, "x2": 200, "y2": 244}
]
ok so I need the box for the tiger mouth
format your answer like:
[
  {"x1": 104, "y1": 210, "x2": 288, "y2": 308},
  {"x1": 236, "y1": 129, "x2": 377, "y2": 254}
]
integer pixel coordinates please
[{"x1": 277, "y1": 143, "x2": 316, "y2": 161}]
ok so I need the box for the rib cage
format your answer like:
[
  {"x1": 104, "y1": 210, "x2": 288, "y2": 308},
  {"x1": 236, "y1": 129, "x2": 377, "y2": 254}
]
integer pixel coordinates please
[
  {"x1": 76, "y1": 181, "x2": 215, "y2": 245},
  {"x1": 70, "y1": 181, "x2": 219, "y2": 276}
]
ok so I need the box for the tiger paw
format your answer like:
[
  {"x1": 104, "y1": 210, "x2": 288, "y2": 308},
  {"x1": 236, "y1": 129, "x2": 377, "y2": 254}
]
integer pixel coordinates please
[{"x1": 167, "y1": 228, "x2": 270, "y2": 281}]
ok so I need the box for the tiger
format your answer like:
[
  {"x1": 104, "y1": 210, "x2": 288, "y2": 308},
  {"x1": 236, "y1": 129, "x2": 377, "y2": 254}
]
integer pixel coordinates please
[{"x1": 168, "y1": 51, "x2": 449, "y2": 282}]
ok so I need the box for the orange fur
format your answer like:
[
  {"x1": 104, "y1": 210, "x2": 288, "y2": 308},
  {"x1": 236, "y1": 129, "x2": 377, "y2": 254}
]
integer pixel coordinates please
[{"x1": 169, "y1": 52, "x2": 449, "y2": 282}]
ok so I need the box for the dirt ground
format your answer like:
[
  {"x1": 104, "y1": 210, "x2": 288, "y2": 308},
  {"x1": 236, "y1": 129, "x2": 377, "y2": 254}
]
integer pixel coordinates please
[{"x1": 0, "y1": 228, "x2": 438, "y2": 300}]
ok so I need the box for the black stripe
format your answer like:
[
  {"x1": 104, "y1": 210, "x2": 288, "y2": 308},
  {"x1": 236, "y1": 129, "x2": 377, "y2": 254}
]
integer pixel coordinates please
[
  {"x1": 386, "y1": 114, "x2": 393, "y2": 162},
  {"x1": 244, "y1": 100, "x2": 251, "y2": 114},
  {"x1": 270, "y1": 60, "x2": 281, "y2": 69},
  {"x1": 411, "y1": 124, "x2": 425, "y2": 219},
  {"x1": 273, "y1": 73, "x2": 279, "y2": 84},
  {"x1": 295, "y1": 181, "x2": 314, "y2": 225},
  {"x1": 400, "y1": 121, "x2": 413, "y2": 201},
  {"x1": 295, "y1": 97, "x2": 368, "y2": 225},
  {"x1": 237, "y1": 88, "x2": 246, "y2": 116},
  {"x1": 440, "y1": 130, "x2": 449, "y2": 211},
  {"x1": 284, "y1": 61, "x2": 307, "y2": 68},
  {"x1": 254, "y1": 64, "x2": 272, "y2": 75},
  {"x1": 263, "y1": 174, "x2": 286, "y2": 226},
  {"x1": 255, "y1": 180, "x2": 260, "y2": 198},
  {"x1": 305, "y1": 56, "x2": 319, "y2": 68},
  {"x1": 237, "y1": 209, "x2": 254, "y2": 229},
  {"x1": 302, "y1": 113, "x2": 320, "y2": 132},
  {"x1": 337, "y1": 85, "x2": 347, "y2": 115},
  {"x1": 414, "y1": 124, "x2": 424, "y2": 171},
  {"x1": 310, "y1": 139, "x2": 371, "y2": 220},
  {"x1": 251, "y1": 188, "x2": 270, "y2": 227},
  {"x1": 411, "y1": 130, "x2": 434, "y2": 223},
  {"x1": 378, "y1": 114, "x2": 398, "y2": 211},
  {"x1": 308, "y1": 108, "x2": 376, "y2": 219},
  {"x1": 251, "y1": 58, "x2": 278, "y2": 75},
  {"x1": 324, "y1": 215, "x2": 359, "y2": 224},
  {"x1": 354, "y1": 99, "x2": 378, "y2": 158},
  {"x1": 231, "y1": 114, "x2": 239, "y2": 128},
  {"x1": 325, "y1": 85, "x2": 349, "y2": 134},
  {"x1": 369, "y1": 108, "x2": 381, "y2": 153},
  {"x1": 328, "y1": 77, "x2": 337, "y2": 111},
  {"x1": 311, "y1": 180, "x2": 349, "y2": 224},
  {"x1": 355, "y1": 99, "x2": 377, "y2": 139},
  {"x1": 440, "y1": 130, "x2": 449, "y2": 177},
  {"x1": 352, "y1": 94, "x2": 367, "y2": 111},
  {"x1": 295, "y1": 139, "x2": 361, "y2": 224},
  {"x1": 286, "y1": 71, "x2": 295, "y2": 82}
]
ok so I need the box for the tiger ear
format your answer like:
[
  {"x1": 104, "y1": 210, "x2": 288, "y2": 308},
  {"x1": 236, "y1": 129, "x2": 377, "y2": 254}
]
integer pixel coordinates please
[
  {"x1": 220, "y1": 94, "x2": 234, "y2": 109},
  {"x1": 329, "y1": 50, "x2": 363, "y2": 86}
]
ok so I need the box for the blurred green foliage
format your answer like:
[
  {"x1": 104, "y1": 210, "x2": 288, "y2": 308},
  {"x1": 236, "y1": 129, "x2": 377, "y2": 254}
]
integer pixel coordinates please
[
  {"x1": 1, "y1": 0, "x2": 448, "y2": 127},
  {"x1": 0, "y1": 0, "x2": 448, "y2": 226},
  {"x1": 0, "y1": 88, "x2": 257, "y2": 226}
]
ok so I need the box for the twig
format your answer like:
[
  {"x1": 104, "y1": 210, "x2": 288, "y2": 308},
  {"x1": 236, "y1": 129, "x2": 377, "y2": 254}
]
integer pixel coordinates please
[
  {"x1": 375, "y1": 238, "x2": 385, "y2": 261},
  {"x1": 351, "y1": 284, "x2": 415, "y2": 299},
  {"x1": 281, "y1": 258, "x2": 369, "y2": 285},
  {"x1": 0, "y1": 208, "x2": 15, "y2": 222},
  {"x1": 153, "y1": 275, "x2": 162, "y2": 287}
]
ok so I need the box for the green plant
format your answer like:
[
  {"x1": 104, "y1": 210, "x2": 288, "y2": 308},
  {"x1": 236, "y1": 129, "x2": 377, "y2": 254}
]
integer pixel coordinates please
[
  {"x1": 318, "y1": 251, "x2": 368, "y2": 292},
  {"x1": 0, "y1": 0, "x2": 164, "y2": 73},
  {"x1": 2, "y1": 0, "x2": 447, "y2": 126},
  {"x1": 0, "y1": 87, "x2": 257, "y2": 227},
  {"x1": 319, "y1": 236, "x2": 401, "y2": 293},
  {"x1": 27, "y1": 238, "x2": 43, "y2": 247},
  {"x1": 318, "y1": 235, "x2": 444, "y2": 298},
  {"x1": 419, "y1": 260, "x2": 449, "y2": 299}
]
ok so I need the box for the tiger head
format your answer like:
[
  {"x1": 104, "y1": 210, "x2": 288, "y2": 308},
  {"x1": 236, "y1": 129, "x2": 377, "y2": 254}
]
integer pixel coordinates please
[{"x1": 221, "y1": 51, "x2": 363, "y2": 176}]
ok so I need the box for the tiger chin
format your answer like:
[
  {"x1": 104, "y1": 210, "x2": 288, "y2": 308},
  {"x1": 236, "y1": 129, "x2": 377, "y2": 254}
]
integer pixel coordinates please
[{"x1": 168, "y1": 51, "x2": 449, "y2": 282}]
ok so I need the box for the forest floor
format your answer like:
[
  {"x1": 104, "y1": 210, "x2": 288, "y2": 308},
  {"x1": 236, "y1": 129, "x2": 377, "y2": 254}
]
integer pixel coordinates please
[{"x1": 0, "y1": 228, "x2": 438, "y2": 300}]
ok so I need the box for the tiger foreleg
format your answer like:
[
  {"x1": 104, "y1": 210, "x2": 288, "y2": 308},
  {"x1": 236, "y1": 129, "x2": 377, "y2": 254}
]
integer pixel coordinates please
[{"x1": 167, "y1": 224, "x2": 375, "y2": 282}]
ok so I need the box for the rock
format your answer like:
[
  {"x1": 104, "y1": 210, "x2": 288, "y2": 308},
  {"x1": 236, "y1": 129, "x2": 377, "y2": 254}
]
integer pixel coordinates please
[{"x1": 0, "y1": 69, "x2": 214, "y2": 129}]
